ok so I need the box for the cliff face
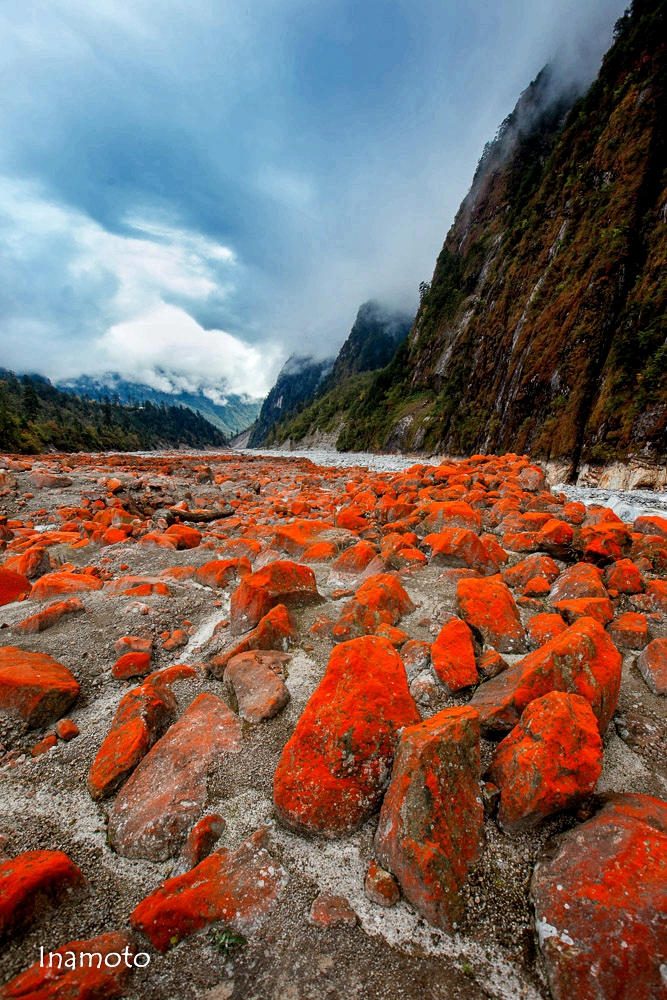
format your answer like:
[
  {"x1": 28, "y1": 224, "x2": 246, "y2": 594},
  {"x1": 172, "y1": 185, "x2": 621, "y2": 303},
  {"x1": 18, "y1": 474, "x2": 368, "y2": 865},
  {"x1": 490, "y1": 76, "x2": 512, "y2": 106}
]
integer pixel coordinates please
[
  {"x1": 251, "y1": 301, "x2": 411, "y2": 447},
  {"x1": 331, "y1": 0, "x2": 667, "y2": 474},
  {"x1": 248, "y1": 355, "x2": 335, "y2": 447}
]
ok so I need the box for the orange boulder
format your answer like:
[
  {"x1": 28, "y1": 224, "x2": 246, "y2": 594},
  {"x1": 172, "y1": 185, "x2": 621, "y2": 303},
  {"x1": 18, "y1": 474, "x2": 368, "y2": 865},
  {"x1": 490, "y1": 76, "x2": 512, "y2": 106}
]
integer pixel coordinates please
[
  {"x1": 0, "y1": 850, "x2": 84, "y2": 940},
  {"x1": 0, "y1": 931, "x2": 134, "y2": 999},
  {"x1": 273, "y1": 635, "x2": 419, "y2": 837},
  {"x1": 430, "y1": 618, "x2": 478, "y2": 692},
  {"x1": 230, "y1": 560, "x2": 320, "y2": 634},
  {"x1": 332, "y1": 573, "x2": 415, "y2": 641},
  {"x1": 421, "y1": 528, "x2": 498, "y2": 576},
  {"x1": 0, "y1": 647, "x2": 79, "y2": 727},
  {"x1": 0, "y1": 568, "x2": 31, "y2": 606},
  {"x1": 487, "y1": 692, "x2": 603, "y2": 833},
  {"x1": 456, "y1": 577, "x2": 527, "y2": 653},
  {"x1": 374, "y1": 707, "x2": 483, "y2": 932}
]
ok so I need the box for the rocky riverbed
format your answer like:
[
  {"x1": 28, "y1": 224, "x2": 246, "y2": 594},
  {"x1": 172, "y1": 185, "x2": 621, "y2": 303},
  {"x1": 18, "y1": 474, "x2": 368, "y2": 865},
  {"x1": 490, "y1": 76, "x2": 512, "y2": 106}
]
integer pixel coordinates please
[{"x1": 0, "y1": 449, "x2": 665, "y2": 1000}]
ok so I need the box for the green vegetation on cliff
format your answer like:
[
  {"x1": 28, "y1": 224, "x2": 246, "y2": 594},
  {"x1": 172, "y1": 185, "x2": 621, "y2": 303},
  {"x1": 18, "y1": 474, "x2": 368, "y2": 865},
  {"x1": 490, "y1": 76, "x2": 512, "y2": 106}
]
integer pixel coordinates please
[
  {"x1": 0, "y1": 371, "x2": 227, "y2": 453},
  {"x1": 277, "y1": 0, "x2": 667, "y2": 472}
]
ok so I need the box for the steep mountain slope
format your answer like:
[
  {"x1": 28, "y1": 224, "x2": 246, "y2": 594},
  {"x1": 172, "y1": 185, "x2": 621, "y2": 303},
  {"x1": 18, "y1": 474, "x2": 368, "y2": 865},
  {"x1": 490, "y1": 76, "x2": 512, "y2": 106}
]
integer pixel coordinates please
[
  {"x1": 247, "y1": 355, "x2": 336, "y2": 447},
  {"x1": 56, "y1": 375, "x2": 262, "y2": 438},
  {"x1": 312, "y1": 0, "x2": 667, "y2": 475},
  {"x1": 254, "y1": 301, "x2": 412, "y2": 447},
  {"x1": 0, "y1": 371, "x2": 226, "y2": 453}
]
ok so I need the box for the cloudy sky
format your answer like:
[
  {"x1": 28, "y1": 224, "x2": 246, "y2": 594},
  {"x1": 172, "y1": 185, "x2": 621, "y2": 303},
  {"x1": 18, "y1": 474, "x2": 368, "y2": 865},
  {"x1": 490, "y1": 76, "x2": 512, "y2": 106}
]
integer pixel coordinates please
[{"x1": 0, "y1": 0, "x2": 626, "y2": 399}]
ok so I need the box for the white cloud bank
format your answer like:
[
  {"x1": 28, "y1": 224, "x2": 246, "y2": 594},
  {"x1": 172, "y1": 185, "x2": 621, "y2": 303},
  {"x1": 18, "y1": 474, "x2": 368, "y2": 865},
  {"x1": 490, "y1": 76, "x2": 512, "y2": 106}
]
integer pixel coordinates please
[{"x1": 0, "y1": 176, "x2": 277, "y2": 397}]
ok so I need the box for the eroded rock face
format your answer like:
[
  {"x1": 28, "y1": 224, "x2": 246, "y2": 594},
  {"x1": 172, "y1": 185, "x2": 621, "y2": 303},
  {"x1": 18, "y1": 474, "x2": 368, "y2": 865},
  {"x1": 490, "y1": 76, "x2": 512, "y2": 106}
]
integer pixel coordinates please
[
  {"x1": 131, "y1": 829, "x2": 287, "y2": 952},
  {"x1": 531, "y1": 795, "x2": 667, "y2": 1000},
  {"x1": 487, "y1": 692, "x2": 603, "y2": 834},
  {"x1": 273, "y1": 635, "x2": 419, "y2": 837},
  {"x1": 470, "y1": 617, "x2": 621, "y2": 735},
  {"x1": 108, "y1": 693, "x2": 242, "y2": 860},
  {"x1": 0, "y1": 647, "x2": 79, "y2": 728},
  {"x1": 374, "y1": 706, "x2": 483, "y2": 932}
]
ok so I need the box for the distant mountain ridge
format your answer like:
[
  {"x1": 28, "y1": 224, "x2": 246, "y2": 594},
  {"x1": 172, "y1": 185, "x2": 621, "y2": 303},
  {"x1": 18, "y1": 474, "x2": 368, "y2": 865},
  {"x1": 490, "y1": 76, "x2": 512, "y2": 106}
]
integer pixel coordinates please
[
  {"x1": 248, "y1": 300, "x2": 412, "y2": 447},
  {"x1": 56, "y1": 374, "x2": 262, "y2": 438}
]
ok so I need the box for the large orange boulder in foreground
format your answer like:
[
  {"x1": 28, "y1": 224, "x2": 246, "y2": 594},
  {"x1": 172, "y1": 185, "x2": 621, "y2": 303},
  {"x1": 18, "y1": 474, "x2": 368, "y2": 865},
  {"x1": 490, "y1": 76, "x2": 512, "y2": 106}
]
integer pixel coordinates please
[
  {"x1": 108, "y1": 693, "x2": 242, "y2": 860},
  {"x1": 374, "y1": 707, "x2": 483, "y2": 932},
  {"x1": 531, "y1": 794, "x2": 667, "y2": 1000},
  {"x1": 0, "y1": 647, "x2": 79, "y2": 727},
  {"x1": 131, "y1": 828, "x2": 287, "y2": 952},
  {"x1": 0, "y1": 850, "x2": 85, "y2": 941},
  {"x1": 470, "y1": 617, "x2": 621, "y2": 735},
  {"x1": 273, "y1": 635, "x2": 419, "y2": 837},
  {"x1": 0, "y1": 567, "x2": 31, "y2": 606},
  {"x1": 332, "y1": 573, "x2": 415, "y2": 641},
  {"x1": 430, "y1": 618, "x2": 478, "y2": 691},
  {"x1": 0, "y1": 931, "x2": 134, "y2": 1000},
  {"x1": 230, "y1": 560, "x2": 320, "y2": 634},
  {"x1": 487, "y1": 692, "x2": 603, "y2": 834},
  {"x1": 456, "y1": 577, "x2": 527, "y2": 653}
]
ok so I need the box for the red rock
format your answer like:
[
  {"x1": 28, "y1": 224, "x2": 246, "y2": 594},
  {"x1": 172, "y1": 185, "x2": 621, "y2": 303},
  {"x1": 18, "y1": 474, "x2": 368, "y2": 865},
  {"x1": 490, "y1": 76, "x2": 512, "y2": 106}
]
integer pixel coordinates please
[
  {"x1": 374, "y1": 707, "x2": 483, "y2": 932},
  {"x1": 579, "y1": 523, "x2": 631, "y2": 565},
  {"x1": 421, "y1": 528, "x2": 498, "y2": 576},
  {"x1": 636, "y1": 638, "x2": 667, "y2": 696},
  {"x1": 4, "y1": 545, "x2": 51, "y2": 579},
  {"x1": 535, "y1": 518, "x2": 575, "y2": 557},
  {"x1": 29, "y1": 470, "x2": 73, "y2": 488},
  {"x1": 502, "y1": 530, "x2": 541, "y2": 553},
  {"x1": 273, "y1": 635, "x2": 419, "y2": 837},
  {"x1": 631, "y1": 535, "x2": 667, "y2": 574},
  {"x1": 524, "y1": 576, "x2": 551, "y2": 597},
  {"x1": 456, "y1": 577, "x2": 527, "y2": 653},
  {"x1": 527, "y1": 613, "x2": 567, "y2": 648},
  {"x1": 131, "y1": 828, "x2": 286, "y2": 951},
  {"x1": 218, "y1": 537, "x2": 262, "y2": 562},
  {"x1": 31, "y1": 733, "x2": 57, "y2": 757},
  {"x1": 230, "y1": 560, "x2": 320, "y2": 634},
  {"x1": 607, "y1": 612, "x2": 649, "y2": 650},
  {"x1": 640, "y1": 579, "x2": 667, "y2": 614},
  {"x1": 108, "y1": 693, "x2": 242, "y2": 860},
  {"x1": 430, "y1": 618, "x2": 478, "y2": 692},
  {"x1": 335, "y1": 505, "x2": 368, "y2": 531},
  {"x1": 113, "y1": 636, "x2": 152, "y2": 656},
  {"x1": 0, "y1": 568, "x2": 31, "y2": 606},
  {"x1": 365, "y1": 860, "x2": 400, "y2": 907},
  {"x1": 55, "y1": 718, "x2": 79, "y2": 741},
  {"x1": 0, "y1": 931, "x2": 134, "y2": 999},
  {"x1": 604, "y1": 558, "x2": 645, "y2": 595},
  {"x1": 480, "y1": 532, "x2": 509, "y2": 566},
  {"x1": 400, "y1": 639, "x2": 431, "y2": 675},
  {"x1": 301, "y1": 540, "x2": 338, "y2": 563},
  {"x1": 633, "y1": 514, "x2": 667, "y2": 538},
  {"x1": 551, "y1": 597, "x2": 614, "y2": 626},
  {"x1": 478, "y1": 648, "x2": 509, "y2": 678},
  {"x1": 487, "y1": 692, "x2": 603, "y2": 834},
  {"x1": 173, "y1": 814, "x2": 226, "y2": 875},
  {"x1": 208, "y1": 603, "x2": 297, "y2": 677},
  {"x1": 332, "y1": 573, "x2": 415, "y2": 641},
  {"x1": 273, "y1": 520, "x2": 335, "y2": 557},
  {"x1": 225, "y1": 650, "x2": 290, "y2": 722},
  {"x1": 530, "y1": 794, "x2": 667, "y2": 1000},
  {"x1": 162, "y1": 629, "x2": 188, "y2": 652},
  {"x1": 11, "y1": 597, "x2": 85, "y2": 635},
  {"x1": 549, "y1": 562, "x2": 607, "y2": 602},
  {"x1": 416, "y1": 501, "x2": 481, "y2": 536},
  {"x1": 0, "y1": 647, "x2": 79, "y2": 727},
  {"x1": 470, "y1": 617, "x2": 621, "y2": 734},
  {"x1": 112, "y1": 651, "x2": 152, "y2": 680},
  {"x1": 102, "y1": 526, "x2": 128, "y2": 546},
  {"x1": 0, "y1": 849, "x2": 84, "y2": 940},
  {"x1": 194, "y1": 558, "x2": 250, "y2": 588},
  {"x1": 30, "y1": 572, "x2": 102, "y2": 601},
  {"x1": 87, "y1": 682, "x2": 175, "y2": 800},
  {"x1": 375, "y1": 623, "x2": 409, "y2": 646},
  {"x1": 329, "y1": 540, "x2": 379, "y2": 579},
  {"x1": 309, "y1": 891, "x2": 357, "y2": 928},
  {"x1": 163, "y1": 523, "x2": 202, "y2": 549}
]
